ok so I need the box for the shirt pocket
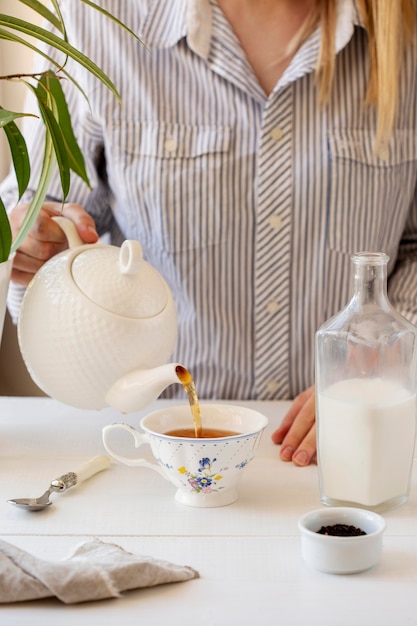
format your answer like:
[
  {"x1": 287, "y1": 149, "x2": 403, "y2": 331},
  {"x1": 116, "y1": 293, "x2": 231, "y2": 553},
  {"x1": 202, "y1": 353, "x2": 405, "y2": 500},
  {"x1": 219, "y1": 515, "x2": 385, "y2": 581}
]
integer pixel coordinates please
[
  {"x1": 107, "y1": 121, "x2": 232, "y2": 252},
  {"x1": 327, "y1": 129, "x2": 417, "y2": 256}
]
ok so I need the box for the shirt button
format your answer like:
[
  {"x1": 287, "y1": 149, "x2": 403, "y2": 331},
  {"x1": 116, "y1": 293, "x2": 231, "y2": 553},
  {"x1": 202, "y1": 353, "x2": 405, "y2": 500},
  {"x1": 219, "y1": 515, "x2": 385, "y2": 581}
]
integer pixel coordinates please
[
  {"x1": 270, "y1": 127, "x2": 284, "y2": 142},
  {"x1": 268, "y1": 214, "x2": 283, "y2": 230},
  {"x1": 164, "y1": 138, "x2": 177, "y2": 153},
  {"x1": 266, "y1": 380, "x2": 280, "y2": 394},
  {"x1": 266, "y1": 300, "x2": 280, "y2": 314}
]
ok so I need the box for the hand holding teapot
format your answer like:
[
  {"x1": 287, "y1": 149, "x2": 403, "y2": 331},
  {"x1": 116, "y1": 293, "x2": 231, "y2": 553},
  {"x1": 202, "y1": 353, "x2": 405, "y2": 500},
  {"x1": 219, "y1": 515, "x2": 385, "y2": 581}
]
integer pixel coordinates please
[{"x1": 9, "y1": 202, "x2": 99, "y2": 287}]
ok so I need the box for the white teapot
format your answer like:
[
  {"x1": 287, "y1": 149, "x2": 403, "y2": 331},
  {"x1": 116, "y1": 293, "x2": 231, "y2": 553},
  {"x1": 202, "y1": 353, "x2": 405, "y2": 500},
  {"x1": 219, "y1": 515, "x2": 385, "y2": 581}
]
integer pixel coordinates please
[{"x1": 18, "y1": 217, "x2": 180, "y2": 410}]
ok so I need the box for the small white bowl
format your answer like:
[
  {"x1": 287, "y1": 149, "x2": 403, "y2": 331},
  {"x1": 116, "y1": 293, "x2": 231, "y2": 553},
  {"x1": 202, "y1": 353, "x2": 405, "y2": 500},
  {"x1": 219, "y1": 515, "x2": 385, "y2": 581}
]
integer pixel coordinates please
[{"x1": 298, "y1": 507, "x2": 386, "y2": 574}]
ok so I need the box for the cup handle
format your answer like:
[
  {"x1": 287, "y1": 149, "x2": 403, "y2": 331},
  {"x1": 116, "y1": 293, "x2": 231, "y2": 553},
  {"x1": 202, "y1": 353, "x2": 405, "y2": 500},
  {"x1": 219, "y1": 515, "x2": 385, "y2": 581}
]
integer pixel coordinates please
[{"x1": 102, "y1": 423, "x2": 167, "y2": 479}]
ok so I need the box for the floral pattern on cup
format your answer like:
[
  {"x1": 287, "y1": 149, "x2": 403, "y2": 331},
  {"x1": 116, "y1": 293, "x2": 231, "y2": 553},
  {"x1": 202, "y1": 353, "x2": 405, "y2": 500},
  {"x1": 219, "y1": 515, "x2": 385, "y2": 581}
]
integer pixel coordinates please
[
  {"x1": 177, "y1": 456, "x2": 250, "y2": 494},
  {"x1": 102, "y1": 403, "x2": 269, "y2": 507}
]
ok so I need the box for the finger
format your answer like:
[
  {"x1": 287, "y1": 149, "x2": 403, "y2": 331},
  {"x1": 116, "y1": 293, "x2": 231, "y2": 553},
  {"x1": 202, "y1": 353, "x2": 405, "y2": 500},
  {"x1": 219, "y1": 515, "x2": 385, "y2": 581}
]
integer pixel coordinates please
[
  {"x1": 271, "y1": 385, "x2": 314, "y2": 444},
  {"x1": 34, "y1": 217, "x2": 71, "y2": 245},
  {"x1": 278, "y1": 393, "x2": 316, "y2": 463},
  {"x1": 291, "y1": 423, "x2": 317, "y2": 467},
  {"x1": 11, "y1": 245, "x2": 55, "y2": 273},
  {"x1": 10, "y1": 204, "x2": 68, "y2": 245},
  {"x1": 12, "y1": 230, "x2": 68, "y2": 272},
  {"x1": 10, "y1": 266, "x2": 35, "y2": 287},
  {"x1": 271, "y1": 405, "x2": 301, "y2": 444},
  {"x1": 31, "y1": 203, "x2": 98, "y2": 243},
  {"x1": 62, "y1": 203, "x2": 99, "y2": 242},
  {"x1": 11, "y1": 244, "x2": 64, "y2": 287}
]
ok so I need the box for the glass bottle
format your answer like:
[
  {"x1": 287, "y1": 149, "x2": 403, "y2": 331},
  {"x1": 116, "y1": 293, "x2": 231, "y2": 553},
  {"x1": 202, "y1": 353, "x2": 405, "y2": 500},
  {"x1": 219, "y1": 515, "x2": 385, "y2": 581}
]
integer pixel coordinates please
[{"x1": 316, "y1": 252, "x2": 417, "y2": 512}]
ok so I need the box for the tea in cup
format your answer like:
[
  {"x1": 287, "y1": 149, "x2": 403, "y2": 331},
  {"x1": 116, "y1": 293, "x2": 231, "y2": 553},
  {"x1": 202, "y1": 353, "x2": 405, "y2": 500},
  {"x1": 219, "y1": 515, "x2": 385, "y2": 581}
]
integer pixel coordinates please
[{"x1": 102, "y1": 403, "x2": 268, "y2": 507}]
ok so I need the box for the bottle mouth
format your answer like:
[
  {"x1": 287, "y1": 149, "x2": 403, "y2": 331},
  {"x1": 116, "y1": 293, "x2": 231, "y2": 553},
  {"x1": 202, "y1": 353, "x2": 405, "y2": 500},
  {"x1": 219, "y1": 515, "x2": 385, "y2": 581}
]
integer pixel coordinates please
[{"x1": 351, "y1": 251, "x2": 390, "y2": 266}]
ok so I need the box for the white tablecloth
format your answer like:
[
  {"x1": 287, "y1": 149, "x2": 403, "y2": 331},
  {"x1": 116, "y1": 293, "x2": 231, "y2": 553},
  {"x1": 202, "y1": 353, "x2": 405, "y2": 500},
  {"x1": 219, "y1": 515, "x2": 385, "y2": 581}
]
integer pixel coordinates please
[{"x1": 1, "y1": 397, "x2": 417, "y2": 625}]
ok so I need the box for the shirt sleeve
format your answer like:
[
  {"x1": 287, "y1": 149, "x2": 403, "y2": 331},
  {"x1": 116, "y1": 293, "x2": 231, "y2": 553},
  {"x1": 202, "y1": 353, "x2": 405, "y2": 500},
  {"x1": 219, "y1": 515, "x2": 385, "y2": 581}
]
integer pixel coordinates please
[
  {"x1": 6, "y1": 283, "x2": 26, "y2": 326},
  {"x1": 388, "y1": 184, "x2": 417, "y2": 326}
]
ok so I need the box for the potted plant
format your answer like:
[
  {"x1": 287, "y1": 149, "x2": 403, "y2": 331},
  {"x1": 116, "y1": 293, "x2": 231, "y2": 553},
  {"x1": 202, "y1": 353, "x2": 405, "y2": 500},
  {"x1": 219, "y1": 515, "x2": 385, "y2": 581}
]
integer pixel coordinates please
[{"x1": 0, "y1": 0, "x2": 138, "y2": 336}]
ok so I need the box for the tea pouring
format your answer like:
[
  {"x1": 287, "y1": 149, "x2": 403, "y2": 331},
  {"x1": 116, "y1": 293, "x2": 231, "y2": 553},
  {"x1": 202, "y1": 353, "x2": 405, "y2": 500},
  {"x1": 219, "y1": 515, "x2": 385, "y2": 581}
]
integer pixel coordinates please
[{"x1": 18, "y1": 216, "x2": 179, "y2": 410}]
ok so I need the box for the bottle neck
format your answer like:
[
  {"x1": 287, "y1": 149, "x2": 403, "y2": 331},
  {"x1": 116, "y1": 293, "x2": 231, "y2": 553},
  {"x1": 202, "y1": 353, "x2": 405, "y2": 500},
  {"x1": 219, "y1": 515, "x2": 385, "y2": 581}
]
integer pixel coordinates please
[{"x1": 351, "y1": 252, "x2": 389, "y2": 307}]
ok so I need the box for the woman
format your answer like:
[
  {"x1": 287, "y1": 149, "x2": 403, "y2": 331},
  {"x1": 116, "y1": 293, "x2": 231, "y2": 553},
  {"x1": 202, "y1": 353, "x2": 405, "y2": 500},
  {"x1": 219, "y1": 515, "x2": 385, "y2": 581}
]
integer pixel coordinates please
[{"x1": 3, "y1": 0, "x2": 417, "y2": 465}]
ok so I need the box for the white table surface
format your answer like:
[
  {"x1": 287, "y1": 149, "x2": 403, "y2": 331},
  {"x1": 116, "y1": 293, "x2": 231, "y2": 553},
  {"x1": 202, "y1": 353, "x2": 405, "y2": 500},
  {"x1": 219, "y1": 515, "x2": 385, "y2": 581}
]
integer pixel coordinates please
[{"x1": 1, "y1": 397, "x2": 417, "y2": 625}]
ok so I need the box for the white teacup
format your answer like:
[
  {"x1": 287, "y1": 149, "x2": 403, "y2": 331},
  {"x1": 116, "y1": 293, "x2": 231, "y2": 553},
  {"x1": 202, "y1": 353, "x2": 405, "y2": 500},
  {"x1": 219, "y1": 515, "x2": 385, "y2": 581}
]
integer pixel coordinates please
[{"x1": 102, "y1": 403, "x2": 268, "y2": 507}]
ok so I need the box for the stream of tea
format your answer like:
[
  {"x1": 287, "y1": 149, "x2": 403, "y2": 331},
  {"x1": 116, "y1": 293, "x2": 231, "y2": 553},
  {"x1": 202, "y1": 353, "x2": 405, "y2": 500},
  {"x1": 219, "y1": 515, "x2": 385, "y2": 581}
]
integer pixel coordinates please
[
  {"x1": 175, "y1": 365, "x2": 202, "y2": 437},
  {"x1": 169, "y1": 365, "x2": 239, "y2": 438}
]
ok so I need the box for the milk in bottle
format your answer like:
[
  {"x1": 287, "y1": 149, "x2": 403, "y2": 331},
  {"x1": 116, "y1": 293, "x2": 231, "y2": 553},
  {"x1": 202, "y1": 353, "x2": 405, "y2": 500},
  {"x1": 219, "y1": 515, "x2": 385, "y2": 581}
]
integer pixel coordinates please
[{"x1": 316, "y1": 253, "x2": 417, "y2": 511}]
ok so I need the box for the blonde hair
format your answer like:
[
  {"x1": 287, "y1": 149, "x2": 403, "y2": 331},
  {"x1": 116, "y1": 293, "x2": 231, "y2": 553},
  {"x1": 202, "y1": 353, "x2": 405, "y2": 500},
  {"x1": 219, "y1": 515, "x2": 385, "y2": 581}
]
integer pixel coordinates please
[{"x1": 296, "y1": 1, "x2": 417, "y2": 149}]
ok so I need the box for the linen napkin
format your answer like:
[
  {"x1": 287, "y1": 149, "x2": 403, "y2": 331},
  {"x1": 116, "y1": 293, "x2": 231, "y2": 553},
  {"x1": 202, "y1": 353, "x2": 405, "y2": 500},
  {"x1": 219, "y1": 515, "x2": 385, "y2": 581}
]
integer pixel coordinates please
[{"x1": 0, "y1": 538, "x2": 199, "y2": 604}]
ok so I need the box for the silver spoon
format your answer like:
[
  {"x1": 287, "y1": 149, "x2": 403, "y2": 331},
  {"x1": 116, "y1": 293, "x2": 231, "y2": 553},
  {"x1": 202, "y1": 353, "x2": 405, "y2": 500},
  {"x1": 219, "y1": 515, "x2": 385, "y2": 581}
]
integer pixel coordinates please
[{"x1": 8, "y1": 455, "x2": 111, "y2": 511}]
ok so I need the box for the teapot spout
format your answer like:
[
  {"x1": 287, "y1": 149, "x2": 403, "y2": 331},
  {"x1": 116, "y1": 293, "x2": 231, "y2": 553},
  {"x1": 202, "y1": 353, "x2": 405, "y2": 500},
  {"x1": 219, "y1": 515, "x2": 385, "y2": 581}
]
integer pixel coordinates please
[{"x1": 105, "y1": 363, "x2": 183, "y2": 413}]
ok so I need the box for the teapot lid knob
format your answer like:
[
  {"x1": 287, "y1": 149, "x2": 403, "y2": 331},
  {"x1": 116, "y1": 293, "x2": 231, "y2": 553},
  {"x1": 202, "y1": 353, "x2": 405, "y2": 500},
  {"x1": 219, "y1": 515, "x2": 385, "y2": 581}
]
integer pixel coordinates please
[{"x1": 119, "y1": 240, "x2": 143, "y2": 275}]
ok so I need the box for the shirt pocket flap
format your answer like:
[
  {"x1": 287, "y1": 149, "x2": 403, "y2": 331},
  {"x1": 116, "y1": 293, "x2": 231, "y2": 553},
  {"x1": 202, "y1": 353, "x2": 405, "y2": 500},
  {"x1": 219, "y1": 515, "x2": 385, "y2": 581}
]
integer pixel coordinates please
[
  {"x1": 328, "y1": 129, "x2": 417, "y2": 167},
  {"x1": 131, "y1": 122, "x2": 231, "y2": 158}
]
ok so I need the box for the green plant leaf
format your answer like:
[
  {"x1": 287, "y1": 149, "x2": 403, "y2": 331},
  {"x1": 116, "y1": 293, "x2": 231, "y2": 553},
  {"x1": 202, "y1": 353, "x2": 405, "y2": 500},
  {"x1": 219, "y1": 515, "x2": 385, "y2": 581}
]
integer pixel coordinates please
[
  {"x1": 11, "y1": 132, "x2": 55, "y2": 254},
  {"x1": 0, "y1": 195, "x2": 12, "y2": 263},
  {"x1": 0, "y1": 26, "x2": 66, "y2": 70},
  {"x1": 0, "y1": 107, "x2": 36, "y2": 127},
  {"x1": 1, "y1": 3, "x2": 143, "y2": 259},
  {"x1": 39, "y1": 109, "x2": 70, "y2": 197},
  {"x1": 16, "y1": 0, "x2": 63, "y2": 32},
  {"x1": 2, "y1": 119, "x2": 31, "y2": 198},
  {"x1": 47, "y1": 0, "x2": 66, "y2": 34},
  {"x1": 0, "y1": 15, "x2": 122, "y2": 101},
  {"x1": 30, "y1": 78, "x2": 70, "y2": 198},
  {"x1": 44, "y1": 72, "x2": 90, "y2": 186},
  {"x1": 0, "y1": 28, "x2": 92, "y2": 108}
]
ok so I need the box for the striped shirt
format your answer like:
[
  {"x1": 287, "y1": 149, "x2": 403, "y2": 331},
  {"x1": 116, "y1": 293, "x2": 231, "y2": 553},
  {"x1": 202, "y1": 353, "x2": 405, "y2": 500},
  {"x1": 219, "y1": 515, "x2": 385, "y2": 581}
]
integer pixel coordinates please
[{"x1": 3, "y1": 0, "x2": 417, "y2": 400}]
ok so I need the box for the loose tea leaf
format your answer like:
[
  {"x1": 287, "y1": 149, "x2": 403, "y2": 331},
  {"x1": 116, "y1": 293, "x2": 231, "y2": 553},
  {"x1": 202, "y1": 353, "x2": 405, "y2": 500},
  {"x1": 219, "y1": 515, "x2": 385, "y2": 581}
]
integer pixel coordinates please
[{"x1": 317, "y1": 524, "x2": 367, "y2": 536}]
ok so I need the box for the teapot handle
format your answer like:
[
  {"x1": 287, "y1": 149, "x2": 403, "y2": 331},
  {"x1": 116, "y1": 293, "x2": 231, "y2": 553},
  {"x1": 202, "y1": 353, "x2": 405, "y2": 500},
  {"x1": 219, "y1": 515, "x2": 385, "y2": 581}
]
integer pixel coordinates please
[
  {"x1": 52, "y1": 216, "x2": 145, "y2": 276},
  {"x1": 102, "y1": 423, "x2": 168, "y2": 480},
  {"x1": 51, "y1": 216, "x2": 85, "y2": 248}
]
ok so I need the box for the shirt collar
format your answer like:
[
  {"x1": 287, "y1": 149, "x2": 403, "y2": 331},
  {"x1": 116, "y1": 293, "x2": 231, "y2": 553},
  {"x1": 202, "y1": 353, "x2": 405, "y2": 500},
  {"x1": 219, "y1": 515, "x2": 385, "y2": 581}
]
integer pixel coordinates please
[
  {"x1": 334, "y1": 0, "x2": 363, "y2": 54},
  {"x1": 272, "y1": 0, "x2": 360, "y2": 91},
  {"x1": 141, "y1": 0, "x2": 363, "y2": 60},
  {"x1": 140, "y1": 0, "x2": 212, "y2": 58}
]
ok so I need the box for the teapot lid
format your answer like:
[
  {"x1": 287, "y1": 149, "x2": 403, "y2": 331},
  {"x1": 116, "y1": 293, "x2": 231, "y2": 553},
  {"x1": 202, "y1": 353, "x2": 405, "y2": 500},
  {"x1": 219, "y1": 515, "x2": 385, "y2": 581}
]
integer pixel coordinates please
[{"x1": 71, "y1": 241, "x2": 168, "y2": 318}]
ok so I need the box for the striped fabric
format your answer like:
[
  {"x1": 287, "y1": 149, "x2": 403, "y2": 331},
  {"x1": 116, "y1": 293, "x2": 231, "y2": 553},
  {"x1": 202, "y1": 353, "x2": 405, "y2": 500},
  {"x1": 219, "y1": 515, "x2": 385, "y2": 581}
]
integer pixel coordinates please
[{"x1": 3, "y1": 0, "x2": 417, "y2": 400}]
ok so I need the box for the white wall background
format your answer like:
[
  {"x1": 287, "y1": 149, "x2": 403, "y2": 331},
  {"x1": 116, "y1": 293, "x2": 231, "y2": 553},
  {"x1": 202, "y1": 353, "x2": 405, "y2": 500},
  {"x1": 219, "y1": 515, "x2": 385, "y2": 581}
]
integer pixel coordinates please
[
  {"x1": 0, "y1": 2, "x2": 45, "y2": 395},
  {"x1": 0, "y1": 0, "x2": 41, "y2": 179}
]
